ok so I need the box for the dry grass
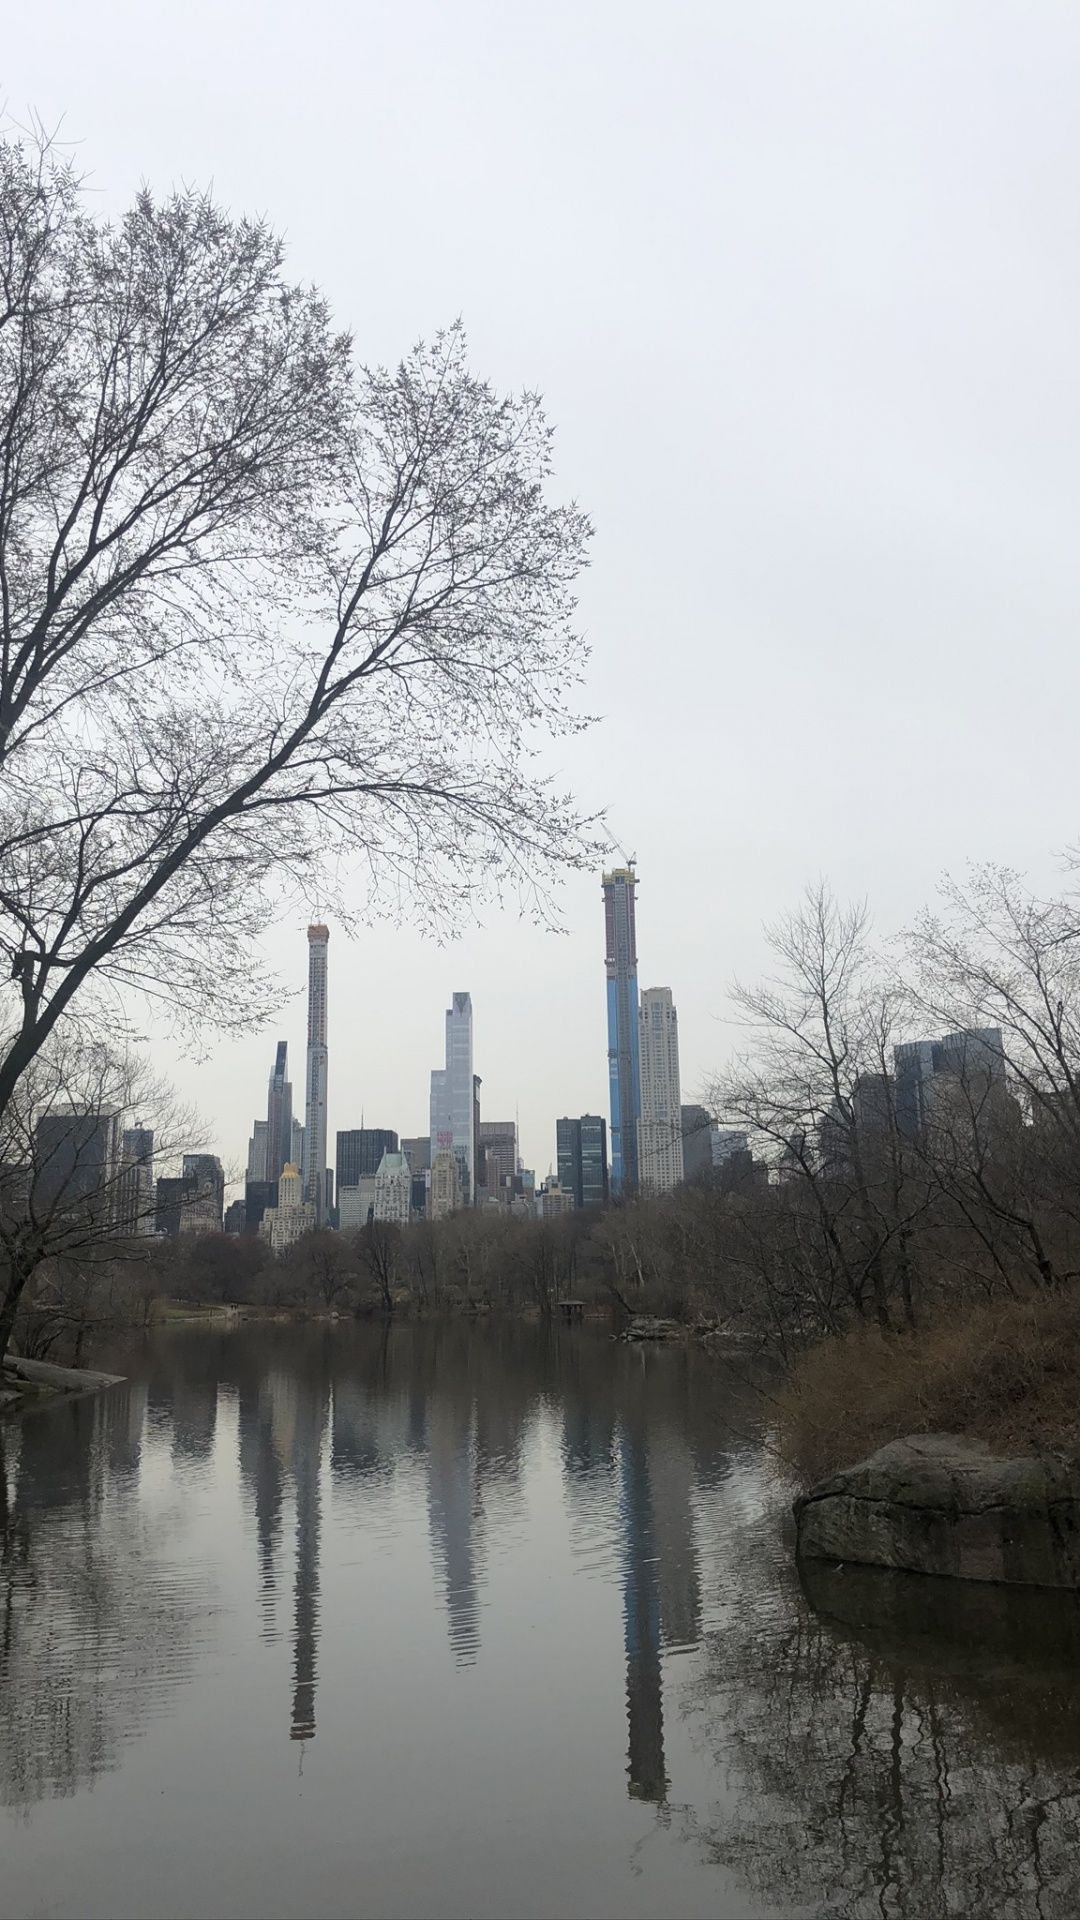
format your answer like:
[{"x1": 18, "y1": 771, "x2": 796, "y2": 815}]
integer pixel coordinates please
[{"x1": 777, "y1": 1288, "x2": 1080, "y2": 1487}]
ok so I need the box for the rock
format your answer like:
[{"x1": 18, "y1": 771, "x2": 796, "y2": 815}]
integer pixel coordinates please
[{"x1": 794, "y1": 1434, "x2": 1080, "y2": 1588}]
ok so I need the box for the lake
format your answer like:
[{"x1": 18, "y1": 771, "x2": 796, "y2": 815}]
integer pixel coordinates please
[{"x1": 1, "y1": 1319, "x2": 1079, "y2": 1919}]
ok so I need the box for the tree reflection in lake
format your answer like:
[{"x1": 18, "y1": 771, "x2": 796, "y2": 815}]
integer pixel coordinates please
[
  {"x1": 684, "y1": 1514, "x2": 1080, "y2": 1918},
  {"x1": 0, "y1": 1384, "x2": 211, "y2": 1809}
]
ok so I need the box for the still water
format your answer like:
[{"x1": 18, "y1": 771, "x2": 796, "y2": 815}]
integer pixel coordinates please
[{"x1": 1, "y1": 1321, "x2": 1080, "y2": 1920}]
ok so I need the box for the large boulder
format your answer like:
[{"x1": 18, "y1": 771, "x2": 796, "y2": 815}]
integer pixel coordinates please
[{"x1": 794, "y1": 1434, "x2": 1080, "y2": 1587}]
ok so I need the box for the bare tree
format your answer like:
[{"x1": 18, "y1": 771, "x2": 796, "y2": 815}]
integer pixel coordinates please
[{"x1": 0, "y1": 128, "x2": 599, "y2": 1352}]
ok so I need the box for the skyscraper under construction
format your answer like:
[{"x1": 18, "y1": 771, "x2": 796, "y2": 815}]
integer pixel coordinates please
[{"x1": 603, "y1": 867, "x2": 641, "y2": 1194}]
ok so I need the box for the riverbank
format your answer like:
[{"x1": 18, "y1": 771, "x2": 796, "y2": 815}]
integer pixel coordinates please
[
  {"x1": 777, "y1": 1287, "x2": 1080, "y2": 1487},
  {"x1": 0, "y1": 1353, "x2": 125, "y2": 1413}
]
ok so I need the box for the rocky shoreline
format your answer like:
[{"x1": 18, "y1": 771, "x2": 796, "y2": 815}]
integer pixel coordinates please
[
  {"x1": 0, "y1": 1354, "x2": 125, "y2": 1414},
  {"x1": 795, "y1": 1434, "x2": 1080, "y2": 1589}
]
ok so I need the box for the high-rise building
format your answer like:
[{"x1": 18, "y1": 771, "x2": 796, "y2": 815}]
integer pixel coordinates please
[
  {"x1": 291, "y1": 1118, "x2": 306, "y2": 1171},
  {"x1": 34, "y1": 1109, "x2": 120, "y2": 1224},
  {"x1": 302, "y1": 924, "x2": 329, "y2": 1226},
  {"x1": 179, "y1": 1154, "x2": 225, "y2": 1233},
  {"x1": 401, "y1": 1136, "x2": 431, "y2": 1174},
  {"x1": 429, "y1": 1148, "x2": 462, "y2": 1220},
  {"x1": 266, "y1": 1042, "x2": 293, "y2": 1184},
  {"x1": 247, "y1": 1120, "x2": 268, "y2": 1182},
  {"x1": 477, "y1": 1120, "x2": 517, "y2": 1204},
  {"x1": 430, "y1": 992, "x2": 475, "y2": 1207},
  {"x1": 556, "y1": 1115, "x2": 609, "y2": 1209},
  {"x1": 894, "y1": 1027, "x2": 1006, "y2": 1138},
  {"x1": 259, "y1": 1161, "x2": 314, "y2": 1251},
  {"x1": 603, "y1": 868, "x2": 641, "y2": 1194},
  {"x1": 337, "y1": 1129, "x2": 399, "y2": 1189},
  {"x1": 115, "y1": 1125, "x2": 155, "y2": 1235},
  {"x1": 638, "y1": 989, "x2": 683, "y2": 1192},
  {"x1": 680, "y1": 1106, "x2": 713, "y2": 1186}
]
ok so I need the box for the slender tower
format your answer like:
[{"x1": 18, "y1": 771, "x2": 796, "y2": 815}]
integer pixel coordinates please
[
  {"x1": 303, "y1": 925, "x2": 330, "y2": 1226},
  {"x1": 603, "y1": 868, "x2": 641, "y2": 1194}
]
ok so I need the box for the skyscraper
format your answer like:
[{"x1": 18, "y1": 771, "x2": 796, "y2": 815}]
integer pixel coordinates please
[
  {"x1": 265, "y1": 1042, "x2": 293, "y2": 1184},
  {"x1": 430, "y1": 992, "x2": 475, "y2": 1207},
  {"x1": 337, "y1": 1129, "x2": 399, "y2": 1189},
  {"x1": 116, "y1": 1125, "x2": 155, "y2": 1235},
  {"x1": 603, "y1": 867, "x2": 641, "y2": 1194},
  {"x1": 638, "y1": 988, "x2": 683, "y2": 1191},
  {"x1": 556, "y1": 1115, "x2": 609, "y2": 1209},
  {"x1": 302, "y1": 924, "x2": 329, "y2": 1226}
]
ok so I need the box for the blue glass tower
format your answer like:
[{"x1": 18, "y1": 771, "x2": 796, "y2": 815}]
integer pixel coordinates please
[{"x1": 603, "y1": 867, "x2": 641, "y2": 1194}]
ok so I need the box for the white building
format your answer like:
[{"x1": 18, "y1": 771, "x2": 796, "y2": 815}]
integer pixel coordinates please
[
  {"x1": 637, "y1": 987, "x2": 684, "y2": 1191},
  {"x1": 430, "y1": 991, "x2": 475, "y2": 1206},
  {"x1": 302, "y1": 923, "x2": 329, "y2": 1224},
  {"x1": 373, "y1": 1151, "x2": 412, "y2": 1226},
  {"x1": 260, "y1": 1162, "x2": 315, "y2": 1252}
]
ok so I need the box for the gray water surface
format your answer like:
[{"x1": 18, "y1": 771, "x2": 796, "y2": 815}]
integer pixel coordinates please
[{"x1": 1, "y1": 1320, "x2": 1079, "y2": 1919}]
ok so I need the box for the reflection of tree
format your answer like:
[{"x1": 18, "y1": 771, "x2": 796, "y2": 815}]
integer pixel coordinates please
[
  {"x1": 0, "y1": 1388, "x2": 205, "y2": 1808},
  {"x1": 686, "y1": 1522, "x2": 1080, "y2": 1918}
]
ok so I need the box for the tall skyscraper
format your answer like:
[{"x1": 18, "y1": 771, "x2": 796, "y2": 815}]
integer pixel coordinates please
[
  {"x1": 265, "y1": 1042, "x2": 293, "y2": 1183},
  {"x1": 603, "y1": 867, "x2": 641, "y2": 1194},
  {"x1": 638, "y1": 988, "x2": 683, "y2": 1191},
  {"x1": 430, "y1": 992, "x2": 475, "y2": 1207},
  {"x1": 247, "y1": 1121, "x2": 268, "y2": 1182},
  {"x1": 302, "y1": 924, "x2": 329, "y2": 1226}
]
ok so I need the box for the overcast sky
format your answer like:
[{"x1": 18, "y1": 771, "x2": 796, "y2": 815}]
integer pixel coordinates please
[{"x1": 7, "y1": 2, "x2": 1080, "y2": 1181}]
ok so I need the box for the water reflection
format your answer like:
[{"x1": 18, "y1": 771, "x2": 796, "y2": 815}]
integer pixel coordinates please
[
  {"x1": 0, "y1": 1383, "x2": 209, "y2": 1808},
  {"x1": 5, "y1": 1320, "x2": 1080, "y2": 1920}
]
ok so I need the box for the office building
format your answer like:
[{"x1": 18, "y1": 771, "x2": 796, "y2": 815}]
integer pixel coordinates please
[
  {"x1": 337, "y1": 1129, "x2": 399, "y2": 1189},
  {"x1": 373, "y1": 1151, "x2": 412, "y2": 1226},
  {"x1": 179, "y1": 1154, "x2": 225, "y2": 1233},
  {"x1": 224, "y1": 1200, "x2": 246, "y2": 1235},
  {"x1": 603, "y1": 867, "x2": 641, "y2": 1194},
  {"x1": 401, "y1": 1136, "x2": 430, "y2": 1174},
  {"x1": 302, "y1": 924, "x2": 329, "y2": 1226},
  {"x1": 430, "y1": 992, "x2": 475, "y2": 1206},
  {"x1": 338, "y1": 1179, "x2": 377, "y2": 1230},
  {"x1": 680, "y1": 1106, "x2": 712, "y2": 1185},
  {"x1": 556, "y1": 1115, "x2": 609, "y2": 1209},
  {"x1": 115, "y1": 1125, "x2": 155, "y2": 1235},
  {"x1": 247, "y1": 1120, "x2": 268, "y2": 1182},
  {"x1": 291, "y1": 1118, "x2": 306, "y2": 1171},
  {"x1": 34, "y1": 1109, "x2": 120, "y2": 1222},
  {"x1": 477, "y1": 1121, "x2": 517, "y2": 1202},
  {"x1": 537, "y1": 1178, "x2": 575, "y2": 1217},
  {"x1": 266, "y1": 1042, "x2": 293, "y2": 1183},
  {"x1": 429, "y1": 1148, "x2": 462, "y2": 1220},
  {"x1": 244, "y1": 1179, "x2": 278, "y2": 1235},
  {"x1": 894, "y1": 1027, "x2": 1006, "y2": 1138},
  {"x1": 638, "y1": 988, "x2": 683, "y2": 1192}
]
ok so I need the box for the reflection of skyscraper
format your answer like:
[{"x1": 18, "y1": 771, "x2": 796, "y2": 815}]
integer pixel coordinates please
[
  {"x1": 426, "y1": 1396, "x2": 481, "y2": 1665},
  {"x1": 289, "y1": 1371, "x2": 328, "y2": 1742},
  {"x1": 619, "y1": 1422, "x2": 667, "y2": 1802},
  {"x1": 603, "y1": 868, "x2": 641, "y2": 1195},
  {"x1": 302, "y1": 925, "x2": 330, "y2": 1226}
]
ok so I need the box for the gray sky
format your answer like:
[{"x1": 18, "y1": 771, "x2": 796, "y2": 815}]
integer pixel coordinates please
[{"x1": 7, "y1": 2, "x2": 1080, "y2": 1181}]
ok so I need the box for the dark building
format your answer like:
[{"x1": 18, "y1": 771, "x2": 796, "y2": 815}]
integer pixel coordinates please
[
  {"x1": 894, "y1": 1027, "x2": 1006, "y2": 1138},
  {"x1": 556, "y1": 1115, "x2": 609, "y2": 1209},
  {"x1": 478, "y1": 1121, "x2": 517, "y2": 1199},
  {"x1": 679, "y1": 1105, "x2": 713, "y2": 1185},
  {"x1": 266, "y1": 1041, "x2": 293, "y2": 1183},
  {"x1": 181, "y1": 1154, "x2": 225, "y2": 1231},
  {"x1": 223, "y1": 1199, "x2": 246, "y2": 1234},
  {"x1": 336, "y1": 1129, "x2": 399, "y2": 1190},
  {"x1": 244, "y1": 1179, "x2": 278, "y2": 1235},
  {"x1": 34, "y1": 1109, "x2": 119, "y2": 1222},
  {"x1": 155, "y1": 1176, "x2": 187, "y2": 1238},
  {"x1": 401, "y1": 1136, "x2": 431, "y2": 1174}
]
